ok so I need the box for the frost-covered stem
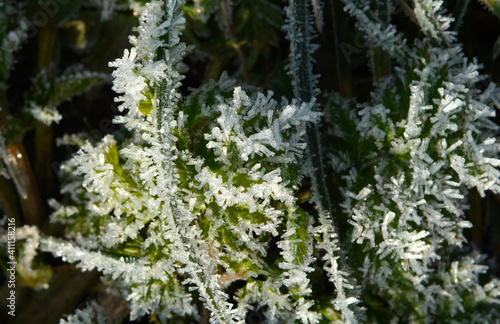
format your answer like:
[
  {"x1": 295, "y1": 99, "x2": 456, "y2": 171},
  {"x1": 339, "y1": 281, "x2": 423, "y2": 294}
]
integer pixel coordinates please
[
  {"x1": 306, "y1": 125, "x2": 332, "y2": 215},
  {"x1": 288, "y1": 0, "x2": 315, "y2": 102},
  {"x1": 171, "y1": 202, "x2": 240, "y2": 323},
  {"x1": 452, "y1": 0, "x2": 471, "y2": 29},
  {"x1": 157, "y1": 79, "x2": 168, "y2": 134},
  {"x1": 341, "y1": 0, "x2": 409, "y2": 62},
  {"x1": 156, "y1": 0, "x2": 185, "y2": 137},
  {"x1": 412, "y1": 0, "x2": 452, "y2": 46},
  {"x1": 316, "y1": 210, "x2": 360, "y2": 323},
  {"x1": 286, "y1": 0, "x2": 332, "y2": 216}
]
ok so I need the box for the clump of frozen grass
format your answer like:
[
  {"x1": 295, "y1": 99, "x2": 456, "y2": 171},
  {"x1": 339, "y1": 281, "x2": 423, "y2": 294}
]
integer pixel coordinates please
[
  {"x1": 2, "y1": 0, "x2": 498, "y2": 323},
  {"x1": 327, "y1": 0, "x2": 500, "y2": 321},
  {"x1": 41, "y1": 1, "x2": 347, "y2": 322}
]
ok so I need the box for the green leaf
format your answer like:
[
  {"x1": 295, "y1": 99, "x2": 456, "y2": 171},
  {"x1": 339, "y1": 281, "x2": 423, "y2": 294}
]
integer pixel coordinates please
[
  {"x1": 24, "y1": 64, "x2": 108, "y2": 125},
  {"x1": 138, "y1": 87, "x2": 154, "y2": 116},
  {"x1": 50, "y1": 66, "x2": 109, "y2": 108},
  {"x1": 479, "y1": 0, "x2": 500, "y2": 19},
  {"x1": 0, "y1": 2, "x2": 26, "y2": 90}
]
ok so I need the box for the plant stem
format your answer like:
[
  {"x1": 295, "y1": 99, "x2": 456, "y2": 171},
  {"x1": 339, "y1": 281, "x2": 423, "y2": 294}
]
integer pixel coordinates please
[
  {"x1": 7, "y1": 143, "x2": 44, "y2": 225},
  {"x1": 35, "y1": 25, "x2": 58, "y2": 204},
  {"x1": 221, "y1": 0, "x2": 249, "y2": 82},
  {"x1": 0, "y1": 176, "x2": 21, "y2": 223},
  {"x1": 288, "y1": 0, "x2": 333, "y2": 217}
]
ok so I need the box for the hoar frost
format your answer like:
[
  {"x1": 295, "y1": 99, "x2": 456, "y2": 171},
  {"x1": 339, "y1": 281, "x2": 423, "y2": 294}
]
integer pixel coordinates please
[
  {"x1": 6, "y1": 0, "x2": 499, "y2": 323},
  {"x1": 42, "y1": 1, "x2": 343, "y2": 323}
]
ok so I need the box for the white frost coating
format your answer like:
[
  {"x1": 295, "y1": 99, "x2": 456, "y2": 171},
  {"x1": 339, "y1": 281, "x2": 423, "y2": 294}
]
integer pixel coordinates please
[
  {"x1": 28, "y1": 104, "x2": 63, "y2": 125},
  {"x1": 69, "y1": 135, "x2": 116, "y2": 198},
  {"x1": 315, "y1": 209, "x2": 360, "y2": 323},
  {"x1": 45, "y1": 0, "x2": 322, "y2": 322},
  {"x1": 412, "y1": 0, "x2": 456, "y2": 44},
  {"x1": 17, "y1": 0, "x2": 500, "y2": 322},
  {"x1": 0, "y1": 7, "x2": 28, "y2": 91},
  {"x1": 332, "y1": 0, "x2": 500, "y2": 321},
  {"x1": 204, "y1": 87, "x2": 320, "y2": 166},
  {"x1": 341, "y1": 0, "x2": 408, "y2": 61},
  {"x1": 0, "y1": 225, "x2": 49, "y2": 290}
]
